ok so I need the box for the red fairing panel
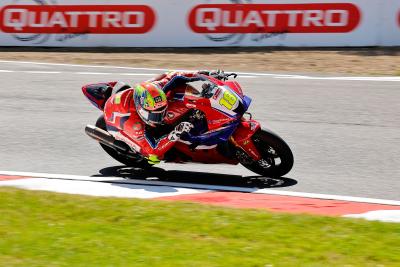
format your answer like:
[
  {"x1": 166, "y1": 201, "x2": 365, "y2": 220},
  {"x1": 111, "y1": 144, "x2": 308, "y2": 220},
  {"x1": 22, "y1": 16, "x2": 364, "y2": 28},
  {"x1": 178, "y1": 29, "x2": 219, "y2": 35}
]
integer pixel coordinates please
[
  {"x1": 164, "y1": 98, "x2": 190, "y2": 125},
  {"x1": 232, "y1": 120, "x2": 262, "y2": 161},
  {"x1": 165, "y1": 83, "x2": 238, "y2": 131},
  {"x1": 225, "y1": 81, "x2": 243, "y2": 96},
  {"x1": 173, "y1": 142, "x2": 238, "y2": 164},
  {"x1": 82, "y1": 82, "x2": 116, "y2": 110}
]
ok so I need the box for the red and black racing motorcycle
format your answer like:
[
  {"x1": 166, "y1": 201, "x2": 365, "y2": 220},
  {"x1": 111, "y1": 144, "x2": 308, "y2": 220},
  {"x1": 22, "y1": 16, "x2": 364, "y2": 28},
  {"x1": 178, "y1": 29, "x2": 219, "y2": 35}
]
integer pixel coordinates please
[{"x1": 84, "y1": 72, "x2": 293, "y2": 177}]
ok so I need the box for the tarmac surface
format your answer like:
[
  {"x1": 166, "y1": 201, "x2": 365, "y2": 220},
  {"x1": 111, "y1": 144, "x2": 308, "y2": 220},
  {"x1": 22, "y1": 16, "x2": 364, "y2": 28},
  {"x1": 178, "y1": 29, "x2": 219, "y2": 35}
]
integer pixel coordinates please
[{"x1": 0, "y1": 60, "x2": 399, "y2": 200}]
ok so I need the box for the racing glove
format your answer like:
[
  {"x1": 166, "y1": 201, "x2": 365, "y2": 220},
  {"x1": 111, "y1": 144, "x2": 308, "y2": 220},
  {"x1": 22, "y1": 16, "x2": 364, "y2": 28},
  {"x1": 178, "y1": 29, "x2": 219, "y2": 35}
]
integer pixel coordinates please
[{"x1": 168, "y1": 122, "x2": 194, "y2": 141}]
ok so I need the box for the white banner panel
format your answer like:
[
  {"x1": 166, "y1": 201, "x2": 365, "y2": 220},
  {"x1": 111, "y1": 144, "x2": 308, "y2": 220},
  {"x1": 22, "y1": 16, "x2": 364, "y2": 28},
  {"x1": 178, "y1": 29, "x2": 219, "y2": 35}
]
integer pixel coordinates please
[
  {"x1": 0, "y1": 0, "x2": 398, "y2": 47},
  {"x1": 380, "y1": 0, "x2": 400, "y2": 46}
]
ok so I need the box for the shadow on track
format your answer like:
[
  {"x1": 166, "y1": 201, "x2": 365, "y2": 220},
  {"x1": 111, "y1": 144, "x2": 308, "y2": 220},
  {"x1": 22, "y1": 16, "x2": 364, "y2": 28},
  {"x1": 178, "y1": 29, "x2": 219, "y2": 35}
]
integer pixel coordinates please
[{"x1": 94, "y1": 165, "x2": 297, "y2": 189}]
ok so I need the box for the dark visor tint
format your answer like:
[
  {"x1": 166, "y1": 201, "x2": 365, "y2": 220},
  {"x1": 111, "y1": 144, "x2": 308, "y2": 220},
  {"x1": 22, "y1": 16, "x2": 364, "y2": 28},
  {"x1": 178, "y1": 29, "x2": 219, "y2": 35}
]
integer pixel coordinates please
[{"x1": 148, "y1": 109, "x2": 166, "y2": 124}]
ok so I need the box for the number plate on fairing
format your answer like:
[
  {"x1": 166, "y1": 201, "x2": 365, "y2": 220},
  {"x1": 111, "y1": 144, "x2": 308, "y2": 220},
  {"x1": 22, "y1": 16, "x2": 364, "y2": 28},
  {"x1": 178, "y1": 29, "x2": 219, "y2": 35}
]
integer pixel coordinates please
[{"x1": 210, "y1": 86, "x2": 240, "y2": 117}]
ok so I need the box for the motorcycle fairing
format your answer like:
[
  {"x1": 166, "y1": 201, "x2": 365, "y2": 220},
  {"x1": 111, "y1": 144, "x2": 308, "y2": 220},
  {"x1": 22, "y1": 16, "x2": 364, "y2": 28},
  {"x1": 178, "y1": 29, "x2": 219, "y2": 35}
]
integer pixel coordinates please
[
  {"x1": 163, "y1": 77, "x2": 259, "y2": 162},
  {"x1": 171, "y1": 142, "x2": 239, "y2": 164},
  {"x1": 231, "y1": 120, "x2": 262, "y2": 161},
  {"x1": 225, "y1": 80, "x2": 243, "y2": 96},
  {"x1": 171, "y1": 119, "x2": 261, "y2": 164},
  {"x1": 163, "y1": 100, "x2": 190, "y2": 125},
  {"x1": 182, "y1": 121, "x2": 240, "y2": 147},
  {"x1": 208, "y1": 85, "x2": 242, "y2": 118},
  {"x1": 82, "y1": 83, "x2": 113, "y2": 110}
]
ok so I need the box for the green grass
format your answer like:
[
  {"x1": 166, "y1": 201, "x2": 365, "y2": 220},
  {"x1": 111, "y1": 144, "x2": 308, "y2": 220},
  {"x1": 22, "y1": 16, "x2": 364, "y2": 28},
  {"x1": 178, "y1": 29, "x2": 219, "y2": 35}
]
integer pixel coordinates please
[{"x1": 0, "y1": 187, "x2": 399, "y2": 267}]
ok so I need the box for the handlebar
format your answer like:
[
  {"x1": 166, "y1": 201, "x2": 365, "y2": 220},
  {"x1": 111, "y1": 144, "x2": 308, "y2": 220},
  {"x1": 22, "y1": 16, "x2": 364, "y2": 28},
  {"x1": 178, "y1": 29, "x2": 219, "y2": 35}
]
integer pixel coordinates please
[
  {"x1": 199, "y1": 70, "x2": 238, "y2": 98},
  {"x1": 200, "y1": 70, "x2": 238, "y2": 81},
  {"x1": 223, "y1": 72, "x2": 238, "y2": 80},
  {"x1": 213, "y1": 71, "x2": 238, "y2": 81}
]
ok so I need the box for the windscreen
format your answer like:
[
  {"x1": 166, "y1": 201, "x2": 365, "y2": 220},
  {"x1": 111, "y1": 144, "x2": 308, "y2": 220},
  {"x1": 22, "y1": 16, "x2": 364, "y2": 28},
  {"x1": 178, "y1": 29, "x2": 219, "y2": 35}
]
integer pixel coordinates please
[{"x1": 186, "y1": 76, "x2": 243, "y2": 117}]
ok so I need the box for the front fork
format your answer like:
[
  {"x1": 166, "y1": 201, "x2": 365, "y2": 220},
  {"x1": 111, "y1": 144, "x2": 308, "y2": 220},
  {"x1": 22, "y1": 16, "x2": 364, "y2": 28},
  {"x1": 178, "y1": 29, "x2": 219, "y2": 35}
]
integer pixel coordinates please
[{"x1": 230, "y1": 119, "x2": 262, "y2": 161}]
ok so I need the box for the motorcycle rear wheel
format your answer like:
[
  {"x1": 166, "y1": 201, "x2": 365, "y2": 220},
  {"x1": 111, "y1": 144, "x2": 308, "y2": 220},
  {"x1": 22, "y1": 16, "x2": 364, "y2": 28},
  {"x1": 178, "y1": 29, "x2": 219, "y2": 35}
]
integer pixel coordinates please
[
  {"x1": 239, "y1": 129, "x2": 294, "y2": 177},
  {"x1": 95, "y1": 115, "x2": 153, "y2": 169}
]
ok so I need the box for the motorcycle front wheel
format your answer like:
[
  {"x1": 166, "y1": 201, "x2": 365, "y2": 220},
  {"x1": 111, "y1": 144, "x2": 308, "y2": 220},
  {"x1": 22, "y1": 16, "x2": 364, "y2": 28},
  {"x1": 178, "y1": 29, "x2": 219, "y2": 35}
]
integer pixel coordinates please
[
  {"x1": 238, "y1": 129, "x2": 294, "y2": 177},
  {"x1": 95, "y1": 115, "x2": 153, "y2": 169}
]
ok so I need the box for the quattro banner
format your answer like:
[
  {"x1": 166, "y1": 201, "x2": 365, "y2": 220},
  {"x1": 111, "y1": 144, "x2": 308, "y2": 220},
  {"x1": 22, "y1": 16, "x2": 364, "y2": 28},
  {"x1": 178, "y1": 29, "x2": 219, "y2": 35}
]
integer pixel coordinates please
[
  {"x1": 0, "y1": 5, "x2": 156, "y2": 34},
  {"x1": 0, "y1": 0, "x2": 397, "y2": 47},
  {"x1": 188, "y1": 3, "x2": 360, "y2": 33}
]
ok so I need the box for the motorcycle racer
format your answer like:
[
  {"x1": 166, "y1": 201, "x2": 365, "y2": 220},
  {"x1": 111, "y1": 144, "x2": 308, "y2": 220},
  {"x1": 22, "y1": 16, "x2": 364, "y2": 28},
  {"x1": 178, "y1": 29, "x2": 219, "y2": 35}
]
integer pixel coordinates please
[
  {"x1": 84, "y1": 70, "x2": 294, "y2": 178},
  {"x1": 82, "y1": 70, "x2": 216, "y2": 165}
]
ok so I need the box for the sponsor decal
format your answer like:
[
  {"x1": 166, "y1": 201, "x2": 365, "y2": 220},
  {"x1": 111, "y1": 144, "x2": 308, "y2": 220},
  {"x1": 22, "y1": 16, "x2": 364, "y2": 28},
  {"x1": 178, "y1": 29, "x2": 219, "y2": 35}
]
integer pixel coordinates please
[
  {"x1": 154, "y1": 96, "x2": 162, "y2": 103},
  {"x1": 245, "y1": 146, "x2": 258, "y2": 159},
  {"x1": 166, "y1": 112, "x2": 175, "y2": 119},
  {"x1": 398, "y1": 10, "x2": 400, "y2": 28},
  {"x1": 194, "y1": 0, "x2": 288, "y2": 44},
  {"x1": 208, "y1": 118, "x2": 231, "y2": 125},
  {"x1": 0, "y1": 4, "x2": 156, "y2": 34},
  {"x1": 188, "y1": 3, "x2": 360, "y2": 34},
  {"x1": 133, "y1": 122, "x2": 143, "y2": 131},
  {"x1": 157, "y1": 141, "x2": 171, "y2": 151},
  {"x1": 114, "y1": 94, "x2": 122, "y2": 105},
  {"x1": 249, "y1": 121, "x2": 258, "y2": 131},
  {"x1": 115, "y1": 132, "x2": 141, "y2": 152},
  {"x1": 212, "y1": 88, "x2": 221, "y2": 100}
]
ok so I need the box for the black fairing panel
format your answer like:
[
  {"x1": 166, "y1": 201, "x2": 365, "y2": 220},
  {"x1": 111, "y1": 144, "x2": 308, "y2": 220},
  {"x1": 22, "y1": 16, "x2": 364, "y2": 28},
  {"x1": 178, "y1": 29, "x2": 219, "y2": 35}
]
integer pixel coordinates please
[{"x1": 85, "y1": 83, "x2": 112, "y2": 100}]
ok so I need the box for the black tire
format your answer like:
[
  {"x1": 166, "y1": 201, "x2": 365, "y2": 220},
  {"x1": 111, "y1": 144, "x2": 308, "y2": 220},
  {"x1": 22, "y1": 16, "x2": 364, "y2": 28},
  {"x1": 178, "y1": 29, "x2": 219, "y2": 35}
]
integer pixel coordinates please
[
  {"x1": 95, "y1": 115, "x2": 153, "y2": 169},
  {"x1": 239, "y1": 129, "x2": 294, "y2": 177}
]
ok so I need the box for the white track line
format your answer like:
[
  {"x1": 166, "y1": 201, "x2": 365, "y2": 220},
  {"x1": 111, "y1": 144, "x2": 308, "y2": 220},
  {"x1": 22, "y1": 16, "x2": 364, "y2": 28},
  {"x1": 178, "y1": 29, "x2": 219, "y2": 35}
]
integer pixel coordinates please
[
  {"x1": 24, "y1": 71, "x2": 61, "y2": 74},
  {"x1": 119, "y1": 73, "x2": 157, "y2": 76},
  {"x1": 237, "y1": 75, "x2": 257, "y2": 78},
  {"x1": 0, "y1": 60, "x2": 169, "y2": 71},
  {"x1": 0, "y1": 60, "x2": 399, "y2": 82},
  {"x1": 76, "y1": 72, "x2": 113, "y2": 75},
  {"x1": 0, "y1": 69, "x2": 167, "y2": 76},
  {"x1": 275, "y1": 76, "x2": 400, "y2": 82},
  {"x1": 0, "y1": 177, "x2": 207, "y2": 199},
  {"x1": 1, "y1": 170, "x2": 399, "y2": 206},
  {"x1": 0, "y1": 69, "x2": 256, "y2": 78}
]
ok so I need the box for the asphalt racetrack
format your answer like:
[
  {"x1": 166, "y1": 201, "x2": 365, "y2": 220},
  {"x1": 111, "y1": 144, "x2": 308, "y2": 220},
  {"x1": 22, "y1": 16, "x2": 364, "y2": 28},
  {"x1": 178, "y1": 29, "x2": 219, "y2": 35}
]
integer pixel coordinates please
[{"x1": 0, "y1": 60, "x2": 399, "y2": 200}]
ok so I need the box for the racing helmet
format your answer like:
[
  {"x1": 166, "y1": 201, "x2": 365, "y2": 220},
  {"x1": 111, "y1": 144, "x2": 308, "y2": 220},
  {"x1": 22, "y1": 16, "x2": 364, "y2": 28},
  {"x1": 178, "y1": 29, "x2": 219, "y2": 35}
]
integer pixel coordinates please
[{"x1": 133, "y1": 82, "x2": 168, "y2": 127}]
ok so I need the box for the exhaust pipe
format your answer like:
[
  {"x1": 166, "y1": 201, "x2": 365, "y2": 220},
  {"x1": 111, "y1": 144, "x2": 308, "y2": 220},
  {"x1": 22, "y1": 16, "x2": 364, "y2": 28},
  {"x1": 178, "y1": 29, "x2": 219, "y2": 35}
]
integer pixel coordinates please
[{"x1": 85, "y1": 125, "x2": 131, "y2": 153}]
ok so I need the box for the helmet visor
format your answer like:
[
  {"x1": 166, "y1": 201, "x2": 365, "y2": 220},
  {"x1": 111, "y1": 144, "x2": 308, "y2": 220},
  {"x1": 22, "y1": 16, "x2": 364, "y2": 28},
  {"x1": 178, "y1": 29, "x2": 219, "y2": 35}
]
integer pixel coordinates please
[
  {"x1": 138, "y1": 105, "x2": 167, "y2": 125},
  {"x1": 148, "y1": 107, "x2": 167, "y2": 124}
]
